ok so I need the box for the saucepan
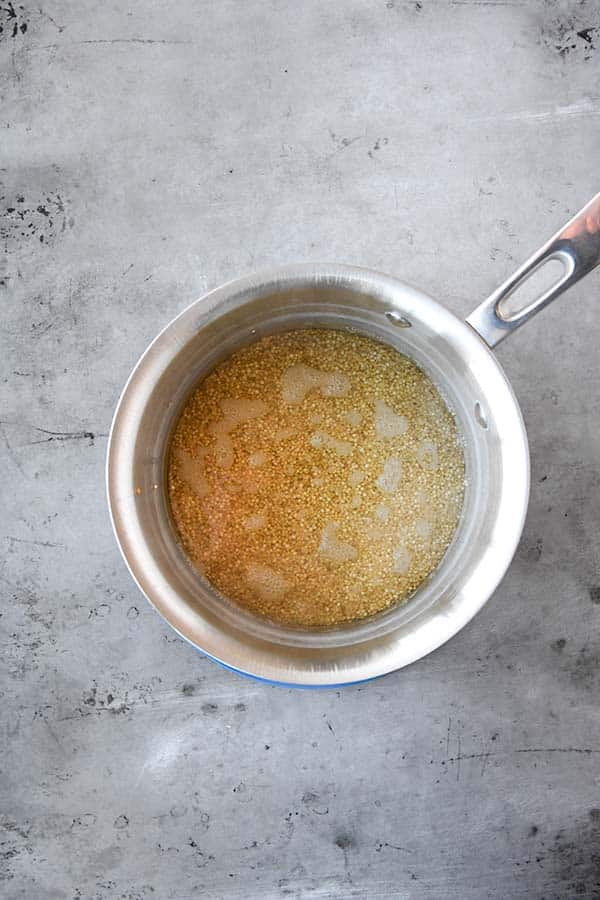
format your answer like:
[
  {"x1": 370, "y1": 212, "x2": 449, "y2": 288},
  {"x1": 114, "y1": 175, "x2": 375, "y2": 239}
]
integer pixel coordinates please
[{"x1": 106, "y1": 193, "x2": 600, "y2": 686}]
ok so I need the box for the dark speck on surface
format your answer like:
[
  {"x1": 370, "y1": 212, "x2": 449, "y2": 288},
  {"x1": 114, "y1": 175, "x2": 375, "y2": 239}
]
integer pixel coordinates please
[
  {"x1": 578, "y1": 28, "x2": 595, "y2": 45},
  {"x1": 0, "y1": 2, "x2": 29, "y2": 39},
  {"x1": 589, "y1": 586, "x2": 600, "y2": 605},
  {"x1": 542, "y1": 15, "x2": 599, "y2": 60},
  {"x1": 335, "y1": 833, "x2": 355, "y2": 850},
  {"x1": 2, "y1": 189, "x2": 68, "y2": 252}
]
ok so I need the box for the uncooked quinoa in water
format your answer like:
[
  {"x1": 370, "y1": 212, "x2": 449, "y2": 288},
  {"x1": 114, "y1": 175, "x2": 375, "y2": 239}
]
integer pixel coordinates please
[{"x1": 168, "y1": 329, "x2": 465, "y2": 627}]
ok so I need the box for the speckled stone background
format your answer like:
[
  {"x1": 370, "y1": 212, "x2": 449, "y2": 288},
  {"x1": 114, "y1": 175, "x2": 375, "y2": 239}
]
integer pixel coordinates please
[{"x1": 2, "y1": 1, "x2": 600, "y2": 898}]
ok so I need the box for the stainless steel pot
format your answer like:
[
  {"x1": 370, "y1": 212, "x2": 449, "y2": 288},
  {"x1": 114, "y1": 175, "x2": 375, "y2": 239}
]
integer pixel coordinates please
[{"x1": 107, "y1": 194, "x2": 600, "y2": 686}]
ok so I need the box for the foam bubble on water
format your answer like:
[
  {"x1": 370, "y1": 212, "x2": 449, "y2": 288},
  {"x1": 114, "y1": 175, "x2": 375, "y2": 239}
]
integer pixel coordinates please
[
  {"x1": 209, "y1": 418, "x2": 230, "y2": 436},
  {"x1": 348, "y1": 469, "x2": 365, "y2": 487},
  {"x1": 213, "y1": 433, "x2": 234, "y2": 469},
  {"x1": 444, "y1": 489, "x2": 463, "y2": 518},
  {"x1": 274, "y1": 426, "x2": 296, "y2": 442},
  {"x1": 310, "y1": 431, "x2": 353, "y2": 457},
  {"x1": 377, "y1": 457, "x2": 402, "y2": 493},
  {"x1": 208, "y1": 398, "x2": 269, "y2": 469},
  {"x1": 243, "y1": 514, "x2": 266, "y2": 531},
  {"x1": 246, "y1": 563, "x2": 290, "y2": 600},
  {"x1": 416, "y1": 439, "x2": 439, "y2": 471},
  {"x1": 375, "y1": 503, "x2": 390, "y2": 522},
  {"x1": 281, "y1": 365, "x2": 322, "y2": 404},
  {"x1": 321, "y1": 371, "x2": 350, "y2": 398},
  {"x1": 281, "y1": 364, "x2": 350, "y2": 405},
  {"x1": 342, "y1": 409, "x2": 363, "y2": 427},
  {"x1": 414, "y1": 488, "x2": 428, "y2": 508},
  {"x1": 375, "y1": 400, "x2": 408, "y2": 439},
  {"x1": 415, "y1": 518, "x2": 432, "y2": 539},
  {"x1": 175, "y1": 449, "x2": 210, "y2": 497},
  {"x1": 207, "y1": 420, "x2": 233, "y2": 468},
  {"x1": 249, "y1": 451, "x2": 267, "y2": 468},
  {"x1": 221, "y1": 398, "x2": 268, "y2": 422},
  {"x1": 319, "y1": 522, "x2": 357, "y2": 563},
  {"x1": 392, "y1": 544, "x2": 411, "y2": 575}
]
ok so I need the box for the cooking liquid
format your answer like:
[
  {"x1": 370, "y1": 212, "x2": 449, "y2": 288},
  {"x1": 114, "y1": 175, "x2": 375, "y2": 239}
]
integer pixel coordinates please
[{"x1": 168, "y1": 329, "x2": 465, "y2": 627}]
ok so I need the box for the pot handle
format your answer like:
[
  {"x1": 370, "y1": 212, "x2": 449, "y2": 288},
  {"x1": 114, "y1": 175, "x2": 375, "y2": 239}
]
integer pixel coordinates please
[{"x1": 466, "y1": 192, "x2": 600, "y2": 347}]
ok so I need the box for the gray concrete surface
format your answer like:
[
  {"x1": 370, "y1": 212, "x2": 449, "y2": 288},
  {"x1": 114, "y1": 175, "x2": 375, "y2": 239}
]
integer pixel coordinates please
[{"x1": 2, "y1": 1, "x2": 600, "y2": 897}]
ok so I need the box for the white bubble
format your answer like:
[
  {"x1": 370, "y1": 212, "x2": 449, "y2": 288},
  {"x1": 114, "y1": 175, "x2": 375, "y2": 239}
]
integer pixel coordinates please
[
  {"x1": 375, "y1": 503, "x2": 390, "y2": 522},
  {"x1": 213, "y1": 433, "x2": 234, "y2": 469},
  {"x1": 392, "y1": 545, "x2": 411, "y2": 575},
  {"x1": 375, "y1": 400, "x2": 408, "y2": 439},
  {"x1": 416, "y1": 439, "x2": 439, "y2": 471},
  {"x1": 310, "y1": 431, "x2": 353, "y2": 457},
  {"x1": 377, "y1": 457, "x2": 402, "y2": 493},
  {"x1": 281, "y1": 364, "x2": 350, "y2": 405},
  {"x1": 174, "y1": 449, "x2": 210, "y2": 497},
  {"x1": 274, "y1": 426, "x2": 296, "y2": 442},
  {"x1": 342, "y1": 409, "x2": 363, "y2": 427},
  {"x1": 243, "y1": 514, "x2": 266, "y2": 531},
  {"x1": 348, "y1": 469, "x2": 365, "y2": 487},
  {"x1": 246, "y1": 563, "x2": 290, "y2": 600},
  {"x1": 319, "y1": 522, "x2": 357, "y2": 564},
  {"x1": 208, "y1": 398, "x2": 268, "y2": 470},
  {"x1": 220, "y1": 398, "x2": 268, "y2": 422},
  {"x1": 415, "y1": 519, "x2": 432, "y2": 539},
  {"x1": 321, "y1": 371, "x2": 351, "y2": 398},
  {"x1": 249, "y1": 451, "x2": 267, "y2": 468}
]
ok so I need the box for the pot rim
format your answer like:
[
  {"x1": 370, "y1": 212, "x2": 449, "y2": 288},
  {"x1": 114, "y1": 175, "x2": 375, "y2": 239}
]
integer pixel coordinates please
[{"x1": 106, "y1": 263, "x2": 530, "y2": 685}]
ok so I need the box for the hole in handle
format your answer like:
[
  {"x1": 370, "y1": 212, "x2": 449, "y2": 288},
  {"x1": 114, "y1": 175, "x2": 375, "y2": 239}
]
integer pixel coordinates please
[
  {"x1": 497, "y1": 257, "x2": 567, "y2": 321},
  {"x1": 474, "y1": 402, "x2": 488, "y2": 430},
  {"x1": 386, "y1": 311, "x2": 412, "y2": 327}
]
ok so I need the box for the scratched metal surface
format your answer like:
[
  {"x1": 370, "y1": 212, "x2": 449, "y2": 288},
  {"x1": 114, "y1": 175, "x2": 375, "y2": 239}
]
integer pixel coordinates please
[{"x1": 2, "y1": 1, "x2": 600, "y2": 898}]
